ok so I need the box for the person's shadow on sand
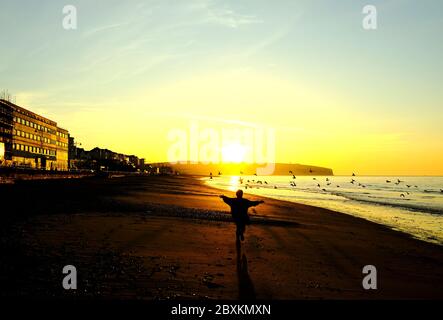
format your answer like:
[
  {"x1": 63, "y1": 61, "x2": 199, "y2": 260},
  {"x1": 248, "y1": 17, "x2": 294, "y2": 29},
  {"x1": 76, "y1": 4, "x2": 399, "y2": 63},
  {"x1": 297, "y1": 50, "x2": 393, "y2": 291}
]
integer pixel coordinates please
[{"x1": 236, "y1": 242, "x2": 256, "y2": 300}]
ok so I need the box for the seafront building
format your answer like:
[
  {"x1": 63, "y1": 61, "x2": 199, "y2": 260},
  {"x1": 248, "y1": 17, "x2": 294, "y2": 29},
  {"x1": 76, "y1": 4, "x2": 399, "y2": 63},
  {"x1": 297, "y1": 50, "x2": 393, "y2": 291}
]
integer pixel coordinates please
[
  {"x1": 0, "y1": 99, "x2": 69, "y2": 170},
  {"x1": 1, "y1": 98, "x2": 149, "y2": 173},
  {"x1": 68, "y1": 137, "x2": 146, "y2": 172},
  {"x1": 0, "y1": 100, "x2": 13, "y2": 163}
]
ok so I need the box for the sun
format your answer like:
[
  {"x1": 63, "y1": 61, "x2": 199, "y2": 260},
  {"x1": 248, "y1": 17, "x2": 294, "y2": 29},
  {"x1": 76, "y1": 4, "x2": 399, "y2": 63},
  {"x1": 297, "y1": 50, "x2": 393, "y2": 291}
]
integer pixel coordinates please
[{"x1": 221, "y1": 143, "x2": 247, "y2": 163}]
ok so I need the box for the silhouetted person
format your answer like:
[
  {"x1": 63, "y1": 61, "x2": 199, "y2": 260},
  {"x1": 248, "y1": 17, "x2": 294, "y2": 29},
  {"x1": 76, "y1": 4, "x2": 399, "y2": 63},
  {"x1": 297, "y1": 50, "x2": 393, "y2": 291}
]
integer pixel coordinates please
[{"x1": 220, "y1": 190, "x2": 264, "y2": 243}]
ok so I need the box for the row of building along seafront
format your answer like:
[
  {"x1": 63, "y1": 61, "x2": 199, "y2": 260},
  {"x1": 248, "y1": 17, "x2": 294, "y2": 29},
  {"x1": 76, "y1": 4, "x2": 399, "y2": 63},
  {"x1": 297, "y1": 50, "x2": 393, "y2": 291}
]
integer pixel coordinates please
[{"x1": 0, "y1": 98, "x2": 146, "y2": 172}]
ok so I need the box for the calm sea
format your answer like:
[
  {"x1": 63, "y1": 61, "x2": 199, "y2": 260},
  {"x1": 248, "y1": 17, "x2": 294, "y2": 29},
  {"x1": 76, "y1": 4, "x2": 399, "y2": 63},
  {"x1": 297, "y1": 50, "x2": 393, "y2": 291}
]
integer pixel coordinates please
[{"x1": 204, "y1": 175, "x2": 443, "y2": 245}]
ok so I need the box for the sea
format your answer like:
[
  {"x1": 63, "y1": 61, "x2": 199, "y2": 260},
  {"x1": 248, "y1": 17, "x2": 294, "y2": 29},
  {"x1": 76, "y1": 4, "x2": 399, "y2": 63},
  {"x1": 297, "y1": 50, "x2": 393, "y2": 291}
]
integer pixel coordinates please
[{"x1": 203, "y1": 175, "x2": 443, "y2": 245}]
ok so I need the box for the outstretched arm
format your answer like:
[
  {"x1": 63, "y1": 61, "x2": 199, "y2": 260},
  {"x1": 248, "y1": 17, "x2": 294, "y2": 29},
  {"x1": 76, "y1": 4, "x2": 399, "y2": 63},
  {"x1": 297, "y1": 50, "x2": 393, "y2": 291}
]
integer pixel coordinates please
[
  {"x1": 219, "y1": 195, "x2": 234, "y2": 206},
  {"x1": 248, "y1": 200, "x2": 265, "y2": 207}
]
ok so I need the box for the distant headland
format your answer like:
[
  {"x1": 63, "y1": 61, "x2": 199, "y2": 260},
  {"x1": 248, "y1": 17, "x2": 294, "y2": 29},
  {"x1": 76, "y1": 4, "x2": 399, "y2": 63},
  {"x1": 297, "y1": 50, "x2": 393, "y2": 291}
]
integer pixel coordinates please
[{"x1": 152, "y1": 162, "x2": 334, "y2": 176}]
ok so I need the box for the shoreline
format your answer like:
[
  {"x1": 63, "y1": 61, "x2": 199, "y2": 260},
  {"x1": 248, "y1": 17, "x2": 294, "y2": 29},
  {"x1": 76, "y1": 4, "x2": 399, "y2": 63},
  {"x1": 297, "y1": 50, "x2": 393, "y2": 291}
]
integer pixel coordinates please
[
  {"x1": 199, "y1": 175, "x2": 443, "y2": 245},
  {"x1": 1, "y1": 175, "x2": 443, "y2": 299}
]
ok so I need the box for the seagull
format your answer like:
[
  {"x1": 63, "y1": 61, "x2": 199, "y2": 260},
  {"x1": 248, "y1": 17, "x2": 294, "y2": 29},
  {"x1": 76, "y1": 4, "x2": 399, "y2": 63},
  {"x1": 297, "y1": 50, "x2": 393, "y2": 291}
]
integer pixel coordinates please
[
  {"x1": 309, "y1": 169, "x2": 313, "y2": 173},
  {"x1": 293, "y1": 175, "x2": 296, "y2": 179},
  {"x1": 313, "y1": 178, "x2": 317, "y2": 180},
  {"x1": 337, "y1": 185, "x2": 340, "y2": 188},
  {"x1": 386, "y1": 180, "x2": 391, "y2": 183},
  {"x1": 264, "y1": 181, "x2": 268, "y2": 184},
  {"x1": 317, "y1": 184, "x2": 321, "y2": 188},
  {"x1": 400, "y1": 194, "x2": 405, "y2": 198},
  {"x1": 397, "y1": 179, "x2": 403, "y2": 183},
  {"x1": 440, "y1": 189, "x2": 443, "y2": 193},
  {"x1": 326, "y1": 178, "x2": 329, "y2": 182},
  {"x1": 352, "y1": 173, "x2": 356, "y2": 176},
  {"x1": 289, "y1": 170, "x2": 293, "y2": 174},
  {"x1": 406, "y1": 185, "x2": 411, "y2": 188},
  {"x1": 274, "y1": 186, "x2": 278, "y2": 189},
  {"x1": 218, "y1": 171, "x2": 222, "y2": 176},
  {"x1": 322, "y1": 188, "x2": 327, "y2": 192}
]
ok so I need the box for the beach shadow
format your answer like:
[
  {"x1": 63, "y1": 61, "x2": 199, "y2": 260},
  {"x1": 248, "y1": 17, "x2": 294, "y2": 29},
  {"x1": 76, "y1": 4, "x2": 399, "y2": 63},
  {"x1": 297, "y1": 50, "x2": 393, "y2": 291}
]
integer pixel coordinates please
[{"x1": 236, "y1": 241, "x2": 256, "y2": 300}]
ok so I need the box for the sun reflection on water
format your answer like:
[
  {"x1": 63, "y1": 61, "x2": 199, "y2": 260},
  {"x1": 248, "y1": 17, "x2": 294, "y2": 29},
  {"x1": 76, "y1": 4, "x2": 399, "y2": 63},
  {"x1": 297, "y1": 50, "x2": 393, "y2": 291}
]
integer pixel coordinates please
[{"x1": 228, "y1": 176, "x2": 240, "y2": 191}]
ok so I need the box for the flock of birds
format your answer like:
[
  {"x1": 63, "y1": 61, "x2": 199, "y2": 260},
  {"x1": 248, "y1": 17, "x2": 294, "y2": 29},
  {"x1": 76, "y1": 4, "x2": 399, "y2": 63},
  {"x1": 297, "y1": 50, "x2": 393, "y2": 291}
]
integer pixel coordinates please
[{"x1": 209, "y1": 170, "x2": 443, "y2": 198}]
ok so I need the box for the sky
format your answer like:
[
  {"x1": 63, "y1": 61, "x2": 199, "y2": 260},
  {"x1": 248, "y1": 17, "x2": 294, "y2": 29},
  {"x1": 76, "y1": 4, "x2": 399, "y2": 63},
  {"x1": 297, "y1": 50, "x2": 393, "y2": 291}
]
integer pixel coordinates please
[{"x1": 1, "y1": 0, "x2": 442, "y2": 175}]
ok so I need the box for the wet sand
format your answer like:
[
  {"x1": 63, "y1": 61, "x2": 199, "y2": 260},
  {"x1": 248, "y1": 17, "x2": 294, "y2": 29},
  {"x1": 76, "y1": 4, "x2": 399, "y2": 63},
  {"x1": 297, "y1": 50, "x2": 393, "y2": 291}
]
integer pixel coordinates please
[{"x1": 1, "y1": 175, "x2": 442, "y2": 299}]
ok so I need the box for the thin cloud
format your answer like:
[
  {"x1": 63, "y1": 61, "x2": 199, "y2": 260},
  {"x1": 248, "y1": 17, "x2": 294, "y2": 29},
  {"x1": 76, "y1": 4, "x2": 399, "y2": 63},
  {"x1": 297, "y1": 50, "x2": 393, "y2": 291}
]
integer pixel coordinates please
[
  {"x1": 206, "y1": 8, "x2": 262, "y2": 28},
  {"x1": 82, "y1": 21, "x2": 132, "y2": 37}
]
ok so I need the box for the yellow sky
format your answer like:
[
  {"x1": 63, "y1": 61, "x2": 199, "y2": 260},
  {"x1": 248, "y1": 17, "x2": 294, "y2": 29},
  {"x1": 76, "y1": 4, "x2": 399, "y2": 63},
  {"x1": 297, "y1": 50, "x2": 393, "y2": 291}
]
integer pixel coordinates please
[
  {"x1": 4, "y1": 1, "x2": 442, "y2": 175},
  {"x1": 50, "y1": 70, "x2": 443, "y2": 176}
]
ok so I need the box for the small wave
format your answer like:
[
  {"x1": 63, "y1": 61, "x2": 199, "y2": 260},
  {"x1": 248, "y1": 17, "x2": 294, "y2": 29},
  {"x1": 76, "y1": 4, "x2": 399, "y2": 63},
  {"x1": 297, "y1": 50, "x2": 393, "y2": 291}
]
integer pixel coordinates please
[
  {"x1": 338, "y1": 195, "x2": 443, "y2": 215},
  {"x1": 424, "y1": 189, "x2": 443, "y2": 195}
]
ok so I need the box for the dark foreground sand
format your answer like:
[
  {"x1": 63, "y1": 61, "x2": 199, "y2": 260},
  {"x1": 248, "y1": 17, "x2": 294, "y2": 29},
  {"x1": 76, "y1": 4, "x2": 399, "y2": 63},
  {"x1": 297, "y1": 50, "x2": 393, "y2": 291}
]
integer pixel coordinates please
[{"x1": 1, "y1": 175, "x2": 442, "y2": 299}]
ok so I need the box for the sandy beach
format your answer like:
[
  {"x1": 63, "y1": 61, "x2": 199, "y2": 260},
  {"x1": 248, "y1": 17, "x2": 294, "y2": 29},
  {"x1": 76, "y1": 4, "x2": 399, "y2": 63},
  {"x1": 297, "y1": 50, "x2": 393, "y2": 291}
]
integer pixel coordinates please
[{"x1": 1, "y1": 175, "x2": 442, "y2": 299}]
